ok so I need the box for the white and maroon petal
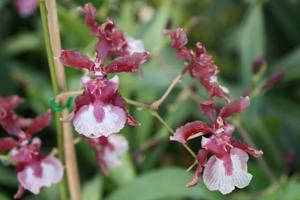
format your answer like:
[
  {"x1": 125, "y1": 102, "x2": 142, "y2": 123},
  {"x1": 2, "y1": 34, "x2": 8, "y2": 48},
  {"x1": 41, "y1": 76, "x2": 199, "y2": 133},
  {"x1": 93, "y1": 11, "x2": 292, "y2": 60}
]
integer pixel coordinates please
[
  {"x1": 126, "y1": 37, "x2": 145, "y2": 55},
  {"x1": 73, "y1": 104, "x2": 126, "y2": 138},
  {"x1": 103, "y1": 134, "x2": 128, "y2": 168},
  {"x1": 17, "y1": 156, "x2": 63, "y2": 194},
  {"x1": 203, "y1": 148, "x2": 252, "y2": 194},
  {"x1": 170, "y1": 121, "x2": 212, "y2": 143},
  {"x1": 220, "y1": 96, "x2": 250, "y2": 118},
  {"x1": 230, "y1": 148, "x2": 252, "y2": 189},
  {"x1": 203, "y1": 155, "x2": 235, "y2": 194}
]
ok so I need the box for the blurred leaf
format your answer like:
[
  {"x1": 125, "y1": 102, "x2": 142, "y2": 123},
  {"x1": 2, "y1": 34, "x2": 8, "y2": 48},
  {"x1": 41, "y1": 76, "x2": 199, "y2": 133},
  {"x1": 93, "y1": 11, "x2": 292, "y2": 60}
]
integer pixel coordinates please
[
  {"x1": 0, "y1": 193, "x2": 9, "y2": 200},
  {"x1": 24, "y1": 184, "x2": 59, "y2": 200},
  {"x1": 267, "y1": 0, "x2": 300, "y2": 44},
  {"x1": 4, "y1": 32, "x2": 41, "y2": 55},
  {"x1": 273, "y1": 46, "x2": 300, "y2": 81},
  {"x1": 82, "y1": 175, "x2": 103, "y2": 200},
  {"x1": 109, "y1": 154, "x2": 136, "y2": 186},
  {"x1": 0, "y1": 166, "x2": 18, "y2": 187},
  {"x1": 57, "y1": 4, "x2": 92, "y2": 46},
  {"x1": 138, "y1": 1, "x2": 170, "y2": 53},
  {"x1": 116, "y1": 2, "x2": 135, "y2": 35},
  {"x1": 11, "y1": 64, "x2": 52, "y2": 113},
  {"x1": 239, "y1": 5, "x2": 265, "y2": 87},
  {"x1": 105, "y1": 167, "x2": 224, "y2": 200}
]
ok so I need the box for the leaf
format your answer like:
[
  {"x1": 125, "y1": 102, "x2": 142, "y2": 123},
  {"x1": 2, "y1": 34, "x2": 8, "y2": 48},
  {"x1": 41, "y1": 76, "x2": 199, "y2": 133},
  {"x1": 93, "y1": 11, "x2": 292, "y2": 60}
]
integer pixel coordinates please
[
  {"x1": 105, "y1": 167, "x2": 224, "y2": 200},
  {"x1": 0, "y1": 193, "x2": 9, "y2": 200},
  {"x1": 4, "y1": 32, "x2": 41, "y2": 55},
  {"x1": 109, "y1": 154, "x2": 136, "y2": 186},
  {"x1": 138, "y1": 1, "x2": 170, "y2": 53},
  {"x1": 116, "y1": 2, "x2": 135, "y2": 35},
  {"x1": 0, "y1": 166, "x2": 18, "y2": 187},
  {"x1": 267, "y1": 0, "x2": 300, "y2": 44},
  {"x1": 82, "y1": 175, "x2": 103, "y2": 200},
  {"x1": 273, "y1": 46, "x2": 300, "y2": 81},
  {"x1": 57, "y1": 4, "x2": 92, "y2": 46},
  {"x1": 239, "y1": 5, "x2": 265, "y2": 87}
]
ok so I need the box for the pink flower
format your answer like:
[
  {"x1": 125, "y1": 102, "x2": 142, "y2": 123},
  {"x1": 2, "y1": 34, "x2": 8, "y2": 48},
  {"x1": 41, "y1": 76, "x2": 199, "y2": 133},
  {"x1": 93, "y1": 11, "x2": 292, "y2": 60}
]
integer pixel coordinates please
[
  {"x1": 203, "y1": 148, "x2": 252, "y2": 194},
  {"x1": 165, "y1": 28, "x2": 230, "y2": 101},
  {"x1": 10, "y1": 138, "x2": 63, "y2": 197},
  {"x1": 87, "y1": 134, "x2": 128, "y2": 174},
  {"x1": 73, "y1": 76, "x2": 127, "y2": 137},
  {"x1": 14, "y1": 0, "x2": 37, "y2": 17},
  {"x1": 59, "y1": 3, "x2": 150, "y2": 138},
  {"x1": 171, "y1": 96, "x2": 263, "y2": 194},
  {"x1": 0, "y1": 95, "x2": 63, "y2": 198}
]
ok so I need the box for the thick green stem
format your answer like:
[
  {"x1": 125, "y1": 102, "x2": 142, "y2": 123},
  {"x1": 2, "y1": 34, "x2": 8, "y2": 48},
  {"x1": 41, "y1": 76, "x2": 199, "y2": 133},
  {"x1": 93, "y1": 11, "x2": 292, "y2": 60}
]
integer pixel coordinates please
[{"x1": 39, "y1": 1, "x2": 67, "y2": 200}]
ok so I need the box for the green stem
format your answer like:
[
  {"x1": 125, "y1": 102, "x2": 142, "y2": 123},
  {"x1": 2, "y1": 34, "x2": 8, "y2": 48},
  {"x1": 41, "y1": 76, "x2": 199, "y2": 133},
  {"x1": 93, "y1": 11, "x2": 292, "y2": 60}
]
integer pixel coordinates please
[
  {"x1": 39, "y1": 1, "x2": 67, "y2": 199},
  {"x1": 125, "y1": 98, "x2": 198, "y2": 161}
]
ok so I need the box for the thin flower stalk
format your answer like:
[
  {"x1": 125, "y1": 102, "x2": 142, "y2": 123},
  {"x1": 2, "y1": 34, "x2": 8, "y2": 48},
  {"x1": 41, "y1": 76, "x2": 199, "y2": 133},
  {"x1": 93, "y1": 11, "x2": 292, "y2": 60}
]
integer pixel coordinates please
[{"x1": 39, "y1": 0, "x2": 81, "y2": 199}]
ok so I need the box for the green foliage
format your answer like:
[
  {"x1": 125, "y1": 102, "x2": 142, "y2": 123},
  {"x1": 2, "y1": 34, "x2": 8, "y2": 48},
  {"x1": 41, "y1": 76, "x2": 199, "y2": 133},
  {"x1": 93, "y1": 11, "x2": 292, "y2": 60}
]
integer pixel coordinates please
[
  {"x1": 105, "y1": 167, "x2": 224, "y2": 200},
  {"x1": 0, "y1": 0, "x2": 300, "y2": 199}
]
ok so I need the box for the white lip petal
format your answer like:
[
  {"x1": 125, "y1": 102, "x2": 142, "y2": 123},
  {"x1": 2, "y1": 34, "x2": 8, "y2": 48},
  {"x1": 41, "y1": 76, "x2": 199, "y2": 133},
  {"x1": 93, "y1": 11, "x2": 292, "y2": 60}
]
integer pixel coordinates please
[
  {"x1": 203, "y1": 148, "x2": 252, "y2": 195},
  {"x1": 17, "y1": 156, "x2": 63, "y2": 194},
  {"x1": 73, "y1": 104, "x2": 126, "y2": 138}
]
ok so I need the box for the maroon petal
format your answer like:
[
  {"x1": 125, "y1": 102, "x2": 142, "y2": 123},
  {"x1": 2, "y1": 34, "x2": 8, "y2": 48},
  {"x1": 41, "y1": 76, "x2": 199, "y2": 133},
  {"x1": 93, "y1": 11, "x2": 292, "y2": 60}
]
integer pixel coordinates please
[
  {"x1": 261, "y1": 70, "x2": 286, "y2": 92},
  {"x1": 200, "y1": 100, "x2": 216, "y2": 123},
  {"x1": 59, "y1": 50, "x2": 94, "y2": 70},
  {"x1": 126, "y1": 113, "x2": 140, "y2": 126},
  {"x1": 0, "y1": 137, "x2": 18, "y2": 153},
  {"x1": 74, "y1": 92, "x2": 92, "y2": 114},
  {"x1": 231, "y1": 140, "x2": 263, "y2": 158},
  {"x1": 111, "y1": 93, "x2": 140, "y2": 126},
  {"x1": 93, "y1": 101, "x2": 105, "y2": 123},
  {"x1": 164, "y1": 28, "x2": 188, "y2": 49},
  {"x1": 96, "y1": 18, "x2": 127, "y2": 62},
  {"x1": 106, "y1": 52, "x2": 150, "y2": 74},
  {"x1": 220, "y1": 96, "x2": 250, "y2": 118},
  {"x1": 186, "y1": 164, "x2": 202, "y2": 188},
  {"x1": 26, "y1": 110, "x2": 52, "y2": 136},
  {"x1": 200, "y1": 78, "x2": 230, "y2": 101},
  {"x1": 170, "y1": 121, "x2": 212, "y2": 143},
  {"x1": 111, "y1": 92, "x2": 127, "y2": 108},
  {"x1": 80, "y1": 3, "x2": 99, "y2": 35},
  {"x1": 0, "y1": 116, "x2": 23, "y2": 136},
  {"x1": 186, "y1": 149, "x2": 208, "y2": 188},
  {"x1": 0, "y1": 95, "x2": 24, "y2": 110}
]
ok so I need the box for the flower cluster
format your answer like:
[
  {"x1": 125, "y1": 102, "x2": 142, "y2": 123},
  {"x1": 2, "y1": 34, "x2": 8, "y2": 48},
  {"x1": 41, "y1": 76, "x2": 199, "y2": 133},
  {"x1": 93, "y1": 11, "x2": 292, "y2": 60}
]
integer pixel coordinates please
[
  {"x1": 0, "y1": 96, "x2": 63, "y2": 198},
  {"x1": 166, "y1": 28, "x2": 263, "y2": 194},
  {"x1": 59, "y1": 3, "x2": 149, "y2": 172}
]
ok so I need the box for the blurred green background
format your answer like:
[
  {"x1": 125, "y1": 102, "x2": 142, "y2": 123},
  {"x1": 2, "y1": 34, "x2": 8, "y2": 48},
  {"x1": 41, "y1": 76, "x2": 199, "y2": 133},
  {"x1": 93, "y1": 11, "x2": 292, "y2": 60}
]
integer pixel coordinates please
[{"x1": 1, "y1": 0, "x2": 300, "y2": 199}]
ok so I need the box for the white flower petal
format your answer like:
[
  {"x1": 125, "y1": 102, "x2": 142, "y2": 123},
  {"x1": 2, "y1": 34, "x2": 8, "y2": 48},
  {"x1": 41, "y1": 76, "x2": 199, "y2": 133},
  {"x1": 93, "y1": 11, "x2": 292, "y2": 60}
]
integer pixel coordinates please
[
  {"x1": 17, "y1": 156, "x2": 63, "y2": 194},
  {"x1": 126, "y1": 36, "x2": 145, "y2": 55},
  {"x1": 73, "y1": 104, "x2": 126, "y2": 138},
  {"x1": 203, "y1": 148, "x2": 252, "y2": 195},
  {"x1": 103, "y1": 134, "x2": 128, "y2": 168}
]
